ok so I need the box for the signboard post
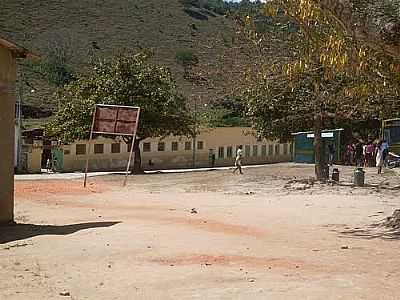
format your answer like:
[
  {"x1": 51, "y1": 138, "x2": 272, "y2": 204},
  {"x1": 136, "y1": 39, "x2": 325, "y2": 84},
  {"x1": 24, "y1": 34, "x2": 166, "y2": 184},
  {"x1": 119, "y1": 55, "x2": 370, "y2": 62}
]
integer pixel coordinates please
[{"x1": 84, "y1": 104, "x2": 140, "y2": 187}]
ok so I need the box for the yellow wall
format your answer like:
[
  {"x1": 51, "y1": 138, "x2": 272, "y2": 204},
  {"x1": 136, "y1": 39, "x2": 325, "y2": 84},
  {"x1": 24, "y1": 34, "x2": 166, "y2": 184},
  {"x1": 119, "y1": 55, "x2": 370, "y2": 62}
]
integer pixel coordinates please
[
  {"x1": 0, "y1": 46, "x2": 16, "y2": 223},
  {"x1": 26, "y1": 143, "x2": 42, "y2": 173},
  {"x1": 60, "y1": 127, "x2": 292, "y2": 172}
]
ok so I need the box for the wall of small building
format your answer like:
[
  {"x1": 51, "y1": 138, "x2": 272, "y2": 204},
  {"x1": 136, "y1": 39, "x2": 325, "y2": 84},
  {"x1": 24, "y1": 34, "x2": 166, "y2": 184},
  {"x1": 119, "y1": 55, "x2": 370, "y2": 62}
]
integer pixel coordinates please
[
  {"x1": 58, "y1": 127, "x2": 292, "y2": 172},
  {"x1": 0, "y1": 46, "x2": 16, "y2": 223}
]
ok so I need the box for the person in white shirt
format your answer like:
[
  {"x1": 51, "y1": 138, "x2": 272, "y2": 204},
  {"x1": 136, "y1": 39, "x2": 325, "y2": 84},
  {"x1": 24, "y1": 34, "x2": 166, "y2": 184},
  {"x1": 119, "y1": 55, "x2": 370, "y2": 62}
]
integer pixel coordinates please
[
  {"x1": 382, "y1": 139, "x2": 389, "y2": 167},
  {"x1": 376, "y1": 141, "x2": 384, "y2": 174},
  {"x1": 233, "y1": 146, "x2": 243, "y2": 174}
]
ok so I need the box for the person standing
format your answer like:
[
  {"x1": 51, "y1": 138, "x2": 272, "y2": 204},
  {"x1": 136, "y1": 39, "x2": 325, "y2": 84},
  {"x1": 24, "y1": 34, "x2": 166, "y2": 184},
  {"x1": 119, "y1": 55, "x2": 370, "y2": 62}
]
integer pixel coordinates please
[
  {"x1": 354, "y1": 141, "x2": 363, "y2": 167},
  {"x1": 328, "y1": 143, "x2": 335, "y2": 166},
  {"x1": 376, "y1": 141, "x2": 384, "y2": 174},
  {"x1": 382, "y1": 139, "x2": 389, "y2": 167},
  {"x1": 46, "y1": 158, "x2": 51, "y2": 173},
  {"x1": 233, "y1": 146, "x2": 243, "y2": 175},
  {"x1": 365, "y1": 141, "x2": 375, "y2": 167},
  {"x1": 344, "y1": 143, "x2": 354, "y2": 165}
]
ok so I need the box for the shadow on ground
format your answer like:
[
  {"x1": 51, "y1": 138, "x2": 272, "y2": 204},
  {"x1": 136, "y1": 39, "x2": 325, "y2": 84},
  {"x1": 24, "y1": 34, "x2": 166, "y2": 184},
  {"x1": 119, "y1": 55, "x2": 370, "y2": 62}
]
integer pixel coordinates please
[
  {"x1": 339, "y1": 224, "x2": 400, "y2": 240},
  {"x1": 0, "y1": 221, "x2": 120, "y2": 244}
]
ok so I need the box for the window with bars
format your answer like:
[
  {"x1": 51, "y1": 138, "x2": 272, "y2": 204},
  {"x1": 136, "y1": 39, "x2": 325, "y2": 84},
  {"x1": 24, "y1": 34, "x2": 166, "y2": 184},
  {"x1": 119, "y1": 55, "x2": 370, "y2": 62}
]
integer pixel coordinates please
[
  {"x1": 111, "y1": 143, "x2": 121, "y2": 153},
  {"x1": 158, "y1": 142, "x2": 165, "y2": 151},
  {"x1": 275, "y1": 144, "x2": 280, "y2": 156},
  {"x1": 261, "y1": 145, "x2": 267, "y2": 157},
  {"x1": 94, "y1": 144, "x2": 104, "y2": 154},
  {"x1": 185, "y1": 141, "x2": 192, "y2": 151},
  {"x1": 252, "y1": 145, "x2": 258, "y2": 157},
  {"x1": 76, "y1": 144, "x2": 86, "y2": 155},
  {"x1": 227, "y1": 146, "x2": 233, "y2": 158},
  {"x1": 245, "y1": 145, "x2": 250, "y2": 157},
  {"x1": 143, "y1": 142, "x2": 151, "y2": 152},
  {"x1": 218, "y1": 147, "x2": 224, "y2": 159},
  {"x1": 171, "y1": 142, "x2": 178, "y2": 151},
  {"x1": 197, "y1": 141, "x2": 204, "y2": 150},
  {"x1": 283, "y1": 143, "x2": 288, "y2": 155}
]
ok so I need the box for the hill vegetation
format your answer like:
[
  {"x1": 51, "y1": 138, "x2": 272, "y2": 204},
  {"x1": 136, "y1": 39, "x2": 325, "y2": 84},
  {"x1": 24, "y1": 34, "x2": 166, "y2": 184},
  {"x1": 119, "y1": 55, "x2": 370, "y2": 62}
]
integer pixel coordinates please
[{"x1": 0, "y1": 0, "x2": 239, "y2": 122}]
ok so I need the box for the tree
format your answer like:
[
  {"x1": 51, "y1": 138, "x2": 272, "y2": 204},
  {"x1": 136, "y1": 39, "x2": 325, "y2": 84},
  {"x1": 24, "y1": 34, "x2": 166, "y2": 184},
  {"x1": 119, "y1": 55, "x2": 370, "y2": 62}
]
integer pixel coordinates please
[
  {"x1": 237, "y1": 0, "x2": 400, "y2": 180},
  {"x1": 46, "y1": 52, "x2": 193, "y2": 173},
  {"x1": 315, "y1": 0, "x2": 400, "y2": 59}
]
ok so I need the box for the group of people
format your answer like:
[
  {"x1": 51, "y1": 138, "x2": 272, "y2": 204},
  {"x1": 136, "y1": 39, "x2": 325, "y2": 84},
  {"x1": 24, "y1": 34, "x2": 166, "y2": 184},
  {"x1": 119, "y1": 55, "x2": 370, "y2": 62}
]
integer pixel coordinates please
[{"x1": 344, "y1": 139, "x2": 389, "y2": 174}]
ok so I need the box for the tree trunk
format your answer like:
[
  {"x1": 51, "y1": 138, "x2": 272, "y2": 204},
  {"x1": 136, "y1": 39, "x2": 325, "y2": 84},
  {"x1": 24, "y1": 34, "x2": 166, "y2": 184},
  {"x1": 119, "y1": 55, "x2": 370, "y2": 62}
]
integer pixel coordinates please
[
  {"x1": 314, "y1": 113, "x2": 327, "y2": 181},
  {"x1": 132, "y1": 138, "x2": 144, "y2": 174}
]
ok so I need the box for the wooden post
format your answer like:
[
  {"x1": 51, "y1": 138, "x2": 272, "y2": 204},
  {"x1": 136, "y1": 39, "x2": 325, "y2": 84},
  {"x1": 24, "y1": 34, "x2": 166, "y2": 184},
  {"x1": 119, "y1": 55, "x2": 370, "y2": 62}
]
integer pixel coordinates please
[
  {"x1": 83, "y1": 106, "x2": 97, "y2": 187},
  {"x1": 123, "y1": 108, "x2": 140, "y2": 186}
]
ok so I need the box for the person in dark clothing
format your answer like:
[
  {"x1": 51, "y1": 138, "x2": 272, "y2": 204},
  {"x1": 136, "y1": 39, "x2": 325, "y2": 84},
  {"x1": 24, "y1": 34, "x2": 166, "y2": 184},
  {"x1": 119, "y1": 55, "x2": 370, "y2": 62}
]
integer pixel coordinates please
[
  {"x1": 328, "y1": 143, "x2": 335, "y2": 166},
  {"x1": 354, "y1": 142, "x2": 364, "y2": 167}
]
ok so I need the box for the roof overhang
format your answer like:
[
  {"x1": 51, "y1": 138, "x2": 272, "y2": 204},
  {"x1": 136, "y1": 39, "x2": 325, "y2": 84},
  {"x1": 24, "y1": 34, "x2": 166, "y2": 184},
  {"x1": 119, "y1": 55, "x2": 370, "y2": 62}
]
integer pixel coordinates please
[
  {"x1": 291, "y1": 128, "x2": 344, "y2": 136},
  {"x1": 0, "y1": 38, "x2": 40, "y2": 60}
]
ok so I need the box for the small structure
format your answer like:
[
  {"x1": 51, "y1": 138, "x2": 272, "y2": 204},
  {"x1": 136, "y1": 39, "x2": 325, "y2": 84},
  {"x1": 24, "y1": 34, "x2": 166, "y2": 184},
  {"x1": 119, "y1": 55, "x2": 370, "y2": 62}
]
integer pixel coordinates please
[
  {"x1": 292, "y1": 129, "x2": 344, "y2": 164},
  {"x1": 382, "y1": 118, "x2": 400, "y2": 154},
  {"x1": 0, "y1": 38, "x2": 38, "y2": 224}
]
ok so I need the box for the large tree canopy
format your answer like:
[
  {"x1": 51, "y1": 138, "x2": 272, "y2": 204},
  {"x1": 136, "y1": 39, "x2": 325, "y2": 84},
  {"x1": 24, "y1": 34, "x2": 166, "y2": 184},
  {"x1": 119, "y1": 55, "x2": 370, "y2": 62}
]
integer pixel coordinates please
[
  {"x1": 316, "y1": 0, "x2": 400, "y2": 58},
  {"x1": 46, "y1": 53, "x2": 193, "y2": 143}
]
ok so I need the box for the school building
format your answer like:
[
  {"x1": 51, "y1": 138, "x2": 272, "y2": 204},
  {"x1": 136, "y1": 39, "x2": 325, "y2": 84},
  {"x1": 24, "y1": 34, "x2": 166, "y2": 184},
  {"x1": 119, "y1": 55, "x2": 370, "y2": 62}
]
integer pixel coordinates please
[{"x1": 25, "y1": 127, "x2": 293, "y2": 172}]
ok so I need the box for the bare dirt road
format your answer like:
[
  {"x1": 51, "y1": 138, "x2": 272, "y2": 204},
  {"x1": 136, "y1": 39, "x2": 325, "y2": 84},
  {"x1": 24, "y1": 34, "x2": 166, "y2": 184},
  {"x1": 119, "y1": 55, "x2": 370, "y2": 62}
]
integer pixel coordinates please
[{"x1": 1, "y1": 163, "x2": 400, "y2": 299}]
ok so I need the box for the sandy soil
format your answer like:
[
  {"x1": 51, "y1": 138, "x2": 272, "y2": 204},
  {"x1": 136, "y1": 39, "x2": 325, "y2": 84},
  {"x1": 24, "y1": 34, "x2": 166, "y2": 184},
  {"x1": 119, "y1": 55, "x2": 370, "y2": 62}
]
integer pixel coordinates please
[{"x1": 2, "y1": 163, "x2": 400, "y2": 299}]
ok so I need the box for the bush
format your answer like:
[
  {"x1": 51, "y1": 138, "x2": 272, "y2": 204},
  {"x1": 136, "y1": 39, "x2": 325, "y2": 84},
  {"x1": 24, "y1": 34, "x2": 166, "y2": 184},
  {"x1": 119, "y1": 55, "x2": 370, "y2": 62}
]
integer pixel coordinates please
[{"x1": 176, "y1": 50, "x2": 199, "y2": 66}]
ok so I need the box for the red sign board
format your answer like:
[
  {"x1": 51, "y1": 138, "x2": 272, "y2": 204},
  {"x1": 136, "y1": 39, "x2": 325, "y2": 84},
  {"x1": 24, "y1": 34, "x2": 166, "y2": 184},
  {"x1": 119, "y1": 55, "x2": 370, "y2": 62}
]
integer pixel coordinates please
[
  {"x1": 93, "y1": 105, "x2": 140, "y2": 136},
  {"x1": 84, "y1": 104, "x2": 141, "y2": 187}
]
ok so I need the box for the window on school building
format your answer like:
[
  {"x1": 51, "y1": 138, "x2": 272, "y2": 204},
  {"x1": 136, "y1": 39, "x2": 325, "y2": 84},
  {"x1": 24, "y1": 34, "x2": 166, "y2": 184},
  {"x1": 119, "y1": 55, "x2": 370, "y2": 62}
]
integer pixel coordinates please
[
  {"x1": 218, "y1": 147, "x2": 224, "y2": 159},
  {"x1": 261, "y1": 145, "x2": 267, "y2": 157},
  {"x1": 111, "y1": 143, "x2": 121, "y2": 154},
  {"x1": 158, "y1": 142, "x2": 165, "y2": 152},
  {"x1": 197, "y1": 141, "x2": 204, "y2": 150},
  {"x1": 143, "y1": 142, "x2": 151, "y2": 152},
  {"x1": 245, "y1": 145, "x2": 251, "y2": 157},
  {"x1": 268, "y1": 145, "x2": 273, "y2": 156},
  {"x1": 64, "y1": 149, "x2": 70, "y2": 155},
  {"x1": 252, "y1": 145, "x2": 258, "y2": 157},
  {"x1": 171, "y1": 142, "x2": 178, "y2": 151},
  {"x1": 275, "y1": 144, "x2": 280, "y2": 156},
  {"x1": 76, "y1": 144, "x2": 86, "y2": 155},
  {"x1": 185, "y1": 141, "x2": 192, "y2": 151},
  {"x1": 227, "y1": 146, "x2": 233, "y2": 158},
  {"x1": 283, "y1": 143, "x2": 288, "y2": 155},
  {"x1": 94, "y1": 144, "x2": 104, "y2": 154}
]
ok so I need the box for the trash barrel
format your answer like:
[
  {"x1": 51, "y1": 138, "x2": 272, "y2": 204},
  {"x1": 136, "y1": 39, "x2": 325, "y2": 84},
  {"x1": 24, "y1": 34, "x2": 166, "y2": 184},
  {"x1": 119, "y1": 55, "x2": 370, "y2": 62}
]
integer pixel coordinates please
[
  {"x1": 353, "y1": 167, "x2": 365, "y2": 187},
  {"x1": 332, "y1": 168, "x2": 340, "y2": 182}
]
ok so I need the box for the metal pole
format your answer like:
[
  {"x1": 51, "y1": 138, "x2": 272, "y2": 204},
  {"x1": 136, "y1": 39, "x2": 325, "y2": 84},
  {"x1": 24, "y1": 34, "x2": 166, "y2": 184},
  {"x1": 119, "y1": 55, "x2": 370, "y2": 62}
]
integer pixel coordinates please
[
  {"x1": 123, "y1": 108, "x2": 140, "y2": 187},
  {"x1": 17, "y1": 74, "x2": 23, "y2": 173},
  {"x1": 83, "y1": 106, "x2": 97, "y2": 187},
  {"x1": 192, "y1": 97, "x2": 197, "y2": 168}
]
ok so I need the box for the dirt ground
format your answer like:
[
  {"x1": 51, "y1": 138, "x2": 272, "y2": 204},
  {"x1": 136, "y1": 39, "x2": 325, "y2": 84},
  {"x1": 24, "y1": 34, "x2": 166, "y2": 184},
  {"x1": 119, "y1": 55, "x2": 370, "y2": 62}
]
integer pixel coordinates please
[{"x1": 2, "y1": 163, "x2": 400, "y2": 299}]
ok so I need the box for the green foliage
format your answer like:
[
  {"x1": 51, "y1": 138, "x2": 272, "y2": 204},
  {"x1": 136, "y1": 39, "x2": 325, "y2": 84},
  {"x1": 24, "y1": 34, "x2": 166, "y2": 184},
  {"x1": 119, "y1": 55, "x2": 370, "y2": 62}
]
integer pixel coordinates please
[
  {"x1": 240, "y1": 0, "x2": 400, "y2": 142},
  {"x1": 176, "y1": 50, "x2": 199, "y2": 67},
  {"x1": 28, "y1": 43, "x2": 75, "y2": 87},
  {"x1": 46, "y1": 52, "x2": 193, "y2": 143}
]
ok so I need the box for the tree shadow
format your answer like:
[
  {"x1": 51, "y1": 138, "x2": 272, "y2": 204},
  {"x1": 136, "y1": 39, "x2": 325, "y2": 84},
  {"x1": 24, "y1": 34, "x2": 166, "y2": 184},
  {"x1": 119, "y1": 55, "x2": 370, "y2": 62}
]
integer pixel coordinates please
[
  {"x1": 0, "y1": 221, "x2": 120, "y2": 244},
  {"x1": 338, "y1": 223, "x2": 400, "y2": 240}
]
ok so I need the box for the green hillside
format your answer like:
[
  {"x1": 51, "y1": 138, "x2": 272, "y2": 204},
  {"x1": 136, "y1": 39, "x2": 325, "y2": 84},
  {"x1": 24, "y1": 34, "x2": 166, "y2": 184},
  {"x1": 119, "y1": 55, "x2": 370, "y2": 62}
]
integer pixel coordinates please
[{"x1": 0, "y1": 0, "x2": 235, "y2": 121}]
